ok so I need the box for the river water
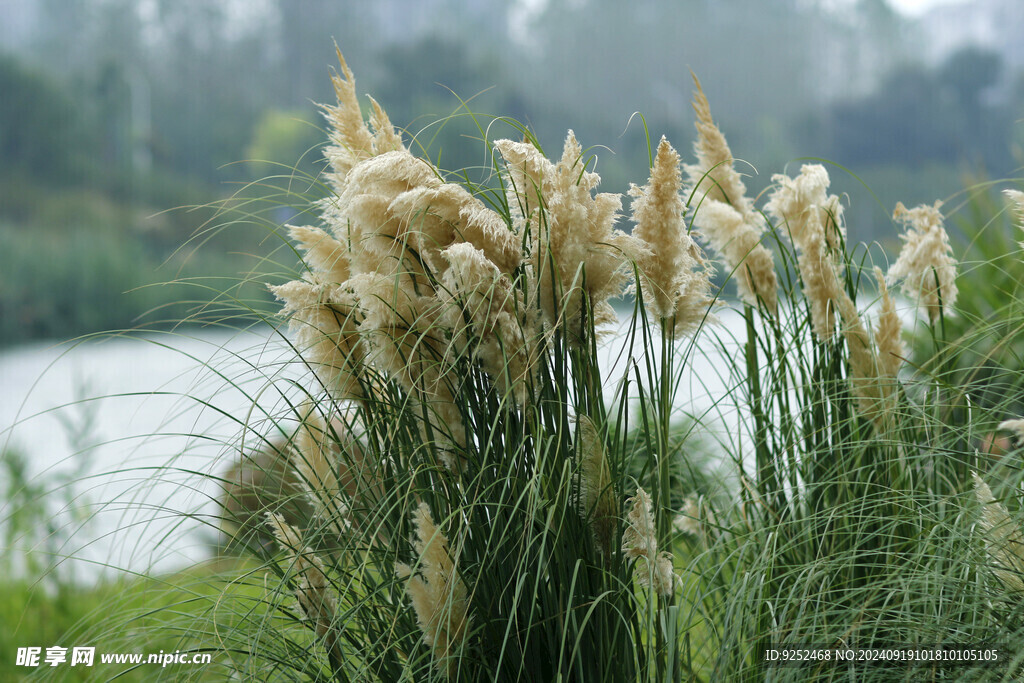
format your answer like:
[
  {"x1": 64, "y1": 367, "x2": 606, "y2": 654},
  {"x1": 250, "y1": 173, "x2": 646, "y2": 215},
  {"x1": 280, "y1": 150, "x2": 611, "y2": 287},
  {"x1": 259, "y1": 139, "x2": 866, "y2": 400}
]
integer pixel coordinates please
[
  {"x1": 0, "y1": 315, "x2": 744, "y2": 583},
  {"x1": 0, "y1": 326, "x2": 310, "y2": 581}
]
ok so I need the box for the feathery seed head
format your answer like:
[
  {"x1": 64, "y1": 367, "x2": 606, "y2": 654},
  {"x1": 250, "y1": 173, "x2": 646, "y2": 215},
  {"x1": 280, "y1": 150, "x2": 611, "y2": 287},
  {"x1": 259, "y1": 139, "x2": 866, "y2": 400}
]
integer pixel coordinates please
[
  {"x1": 1004, "y1": 189, "x2": 1024, "y2": 249},
  {"x1": 630, "y1": 137, "x2": 715, "y2": 335},
  {"x1": 321, "y1": 48, "x2": 404, "y2": 192},
  {"x1": 682, "y1": 82, "x2": 778, "y2": 313},
  {"x1": 403, "y1": 502, "x2": 470, "y2": 677},
  {"x1": 873, "y1": 266, "x2": 904, "y2": 382},
  {"x1": 685, "y1": 75, "x2": 750, "y2": 213},
  {"x1": 496, "y1": 131, "x2": 643, "y2": 342},
  {"x1": 266, "y1": 513, "x2": 339, "y2": 641},
  {"x1": 766, "y1": 165, "x2": 846, "y2": 339},
  {"x1": 439, "y1": 243, "x2": 537, "y2": 406},
  {"x1": 333, "y1": 150, "x2": 441, "y2": 292},
  {"x1": 388, "y1": 182, "x2": 522, "y2": 277},
  {"x1": 353, "y1": 273, "x2": 466, "y2": 457},
  {"x1": 837, "y1": 293, "x2": 884, "y2": 420},
  {"x1": 269, "y1": 277, "x2": 365, "y2": 400},
  {"x1": 574, "y1": 415, "x2": 617, "y2": 558},
  {"x1": 293, "y1": 402, "x2": 340, "y2": 504},
  {"x1": 622, "y1": 487, "x2": 676, "y2": 597},
  {"x1": 888, "y1": 201, "x2": 958, "y2": 324},
  {"x1": 972, "y1": 473, "x2": 1024, "y2": 593},
  {"x1": 674, "y1": 495, "x2": 703, "y2": 537},
  {"x1": 998, "y1": 419, "x2": 1024, "y2": 448},
  {"x1": 765, "y1": 164, "x2": 845, "y2": 250},
  {"x1": 289, "y1": 225, "x2": 351, "y2": 285}
]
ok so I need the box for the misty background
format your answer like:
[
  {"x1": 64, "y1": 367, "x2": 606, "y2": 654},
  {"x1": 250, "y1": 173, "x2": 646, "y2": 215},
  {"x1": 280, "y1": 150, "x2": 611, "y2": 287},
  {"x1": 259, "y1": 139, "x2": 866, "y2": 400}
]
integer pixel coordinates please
[{"x1": 1, "y1": 0, "x2": 1022, "y2": 347}]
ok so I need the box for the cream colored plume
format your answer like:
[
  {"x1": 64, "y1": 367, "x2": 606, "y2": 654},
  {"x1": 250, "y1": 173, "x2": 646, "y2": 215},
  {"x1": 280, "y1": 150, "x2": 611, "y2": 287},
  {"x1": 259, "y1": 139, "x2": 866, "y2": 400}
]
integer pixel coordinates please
[
  {"x1": 673, "y1": 496, "x2": 703, "y2": 537},
  {"x1": 972, "y1": 473, "x2": 1024, "y2": 593},
  {"x1": 291, "y1": 404, "x2": 363, "y2": 536},
  {"x1": 398, "y1": 503, "x2": 470, "y2": 677},
  {"x1": 574, "y1": 415, "x2": 617, "y2": 558},
  {"x1": 388, "y1": 182, "x2": 522, "y2": 277},
  {"x1": 333, "y1": 148, "x2": 521, "y2": 295},
  {"x1": 320, "y1": 48, "x2": 404, "y2": 193},
  {"x1": 873, "y1": 267, "x2": 904, "y2": 382},
  {"x1": 683, "y1": 79, "x2": 778, "y2": 313},
  {"x1": 353, "y1": 274, "x2": 465, "y2": 460},
  {"x1": 765, "y1": 164, "x2": 845, "y2": 249},
  {"x1": 353, "y1": 273, "x2": 447, "y2": 394},
  {"x1": 266, "y1": 513, "x2": 342, "y2": 657},
  {"x1": 289, "y1": 225, "x2": 351, "y2": 285},
  {"x1": 693, "y1": 201, "x2": 779, "y2": 313},
  {"x1": 1005, "y1": 189, "x2": 1024, "y2": 249},
  {"x1": 439, "y1": 243, "x2": 537, "y2": 406},
  {"x1": 333, "y1": 150, "x2": 441, "y2": 290},
  {"x1": 622, "y1": 487, "x2": 676, "y2": 597},
  {"x1": 855, "y1": 267, "x2": 905, "y2": 426},
  {"x1": 685, "y1": 75, "x2": 751, "y2": 213},
  {"x1": 888, "y1": 201, "x2": 958, "y2": 324},
  {"x1": 496, "y1": 132, "x2": 644, "y2": 342},
  {"x1": 765, "y1": 164, "x2": 846, "y2": 340},
  {"x1": 270, "y1": 276, "x2": 364, "y2": 400},
  {"x1": 825, "y1": 270, "x2": 906, "y2": 426},
  {"x1": 629, "y1": 137, "x2": 714, "y2": 336},
  {"x1": 292, "y1": 403, "x2": 341, "y2": 503},
  {"x1": 673, "y1": 494, "x2": 719, "y2": 545},
  {"x1": 999, "y1": 419, "x2": 1024, "y2": 448},
  {"x1": 281, "y1": 51, "x2": 536, "y2": 470},
  {"x1": 764, "y1": 166, "x2": 904, "y2": 423},
  {"x1": 492, "y1": 138, "x2": 555, "y2": 233},
  {"x1": 836, "y1": 293, "x2": 883, "y2": 420}
]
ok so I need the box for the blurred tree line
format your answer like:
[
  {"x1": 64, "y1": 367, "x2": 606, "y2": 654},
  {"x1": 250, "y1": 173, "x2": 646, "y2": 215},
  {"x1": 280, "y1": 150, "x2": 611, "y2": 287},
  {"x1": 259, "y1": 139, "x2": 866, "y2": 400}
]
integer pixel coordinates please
[
  {"x1": 806, "y1": 45, "x2": 1019, "y2": 173},
  {"x1": 1, "y1": 0, "x2": 1021, "y2": 345}
]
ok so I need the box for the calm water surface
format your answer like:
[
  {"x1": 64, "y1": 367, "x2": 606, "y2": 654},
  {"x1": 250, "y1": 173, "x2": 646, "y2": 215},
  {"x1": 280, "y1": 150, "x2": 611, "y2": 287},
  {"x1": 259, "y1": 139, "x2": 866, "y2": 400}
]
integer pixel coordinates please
[{"x1": 0, "y1": 315, "x2": 743, "y2": 581}]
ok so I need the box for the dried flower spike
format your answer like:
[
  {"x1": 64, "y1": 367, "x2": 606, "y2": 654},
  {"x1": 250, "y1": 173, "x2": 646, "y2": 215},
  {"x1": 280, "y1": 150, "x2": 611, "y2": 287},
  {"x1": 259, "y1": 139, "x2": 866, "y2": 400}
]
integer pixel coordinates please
[
  {"x1": 399, "y1": 503, "x2": 470, "y2": 678},
  {"x1": 574, "y1": 415, "x2": 617, "y2": 558},
  {"x1": 269, "y1": 276, "x2": 365, "y2": 401},
  {"x1": 998, "y1": 419, "x2": 1024, "y2": 448},
  {"x1": 765, "y1": 164, "x2": 846, "y2": 340},
  {"x1": 972, "y1": 473, "x2": 1024, "y2": 593},
  {"x1": 265, "y1": 513, "x2": 343, "y2": 662},
  {"x1": 622, "y1": 487, "x2": 676, "y2": 597},
  {"x1": 630, "y1": 136, "x2": 715, "y2": 336},
  {"x1": 320, "y1": 47, "x2": 403, "y2": 192},
  {"x1": 673, "y1": 497, "x2": 700, "y2": 537},
  {"x1": 888, "y1": 201, "x2": 958, "y2": 324},
  {"x1": 495, "y1": 131, "x2": 644, "y2": 342},
  {"x1": 685, "y1": 75, "x2": 751, "y2": 213},
  {"x1": 873, "y1": 266, "x2": 904, "y2": 382},
  {"x1": 292, "y1": 402, "x2": 340, "y2": 503},
  {"x1": 684, "y1": 78, "x2": 778, "y2": 313},
  {"x1": 440, "y1": 243, "x2": 537, "y2": 406},
  {"x1": 1005, "y1": 189, "x2": 1024, "y2": 249}
]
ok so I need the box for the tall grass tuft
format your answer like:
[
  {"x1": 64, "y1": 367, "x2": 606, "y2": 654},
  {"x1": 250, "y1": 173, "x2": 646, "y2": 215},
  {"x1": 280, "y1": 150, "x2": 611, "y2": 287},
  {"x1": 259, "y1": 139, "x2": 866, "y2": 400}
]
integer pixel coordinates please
[
  {"x1": 198, "y1": 50, "x2": 721, "y2": 682},
  {"x1": 103, "y1": 51, "x2": 1024, "y2": 681}
]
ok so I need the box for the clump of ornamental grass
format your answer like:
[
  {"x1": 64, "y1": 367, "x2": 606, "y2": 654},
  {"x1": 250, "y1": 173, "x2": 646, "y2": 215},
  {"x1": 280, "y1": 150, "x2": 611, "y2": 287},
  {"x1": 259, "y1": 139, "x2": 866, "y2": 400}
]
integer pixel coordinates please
[
  {"x1": 673, "y1": 91, "x2": 1024, "y2": 679},
  {"x1": 194, "y1": 50, "x2": 725, "y2": 682},
  {"x1": 130, "y1": 52, "x2": 1024, "y2": 682},
  {"x1": 903, "y1": 182, "x2": 1024, "y2": 418}
]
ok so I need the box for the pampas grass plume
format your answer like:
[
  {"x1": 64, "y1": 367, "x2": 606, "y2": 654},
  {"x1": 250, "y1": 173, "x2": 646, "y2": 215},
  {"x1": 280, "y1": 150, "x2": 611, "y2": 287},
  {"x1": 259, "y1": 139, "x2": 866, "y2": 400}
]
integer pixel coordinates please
[
  {"x1": 398, "y1": 503, "x2": 470, "y2": 677},
  {"x1": 622, "y1": 487, "x2": 676, "y2": 597},
  {"x1": 265, "y1": 512, "x2": 343, "y2": 661},
  {"x1": 972, "y1": 473, "x2": 1024, "y2": 593},
  {"x1": 574, "y1": 415, "x2": 617, "y2": 558},
  {"x1": 765, "y1": 164, "x2": 846, "y2": 340},
  {"x1": 629, "y1": 136, "x2": 714, "y2": 336},
  {"x1": 684, "y1": 79, "x2": 778, "y2": 313},
  {"x1": 889, "y1": 201, "x2": 958, "y2": 324}
]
